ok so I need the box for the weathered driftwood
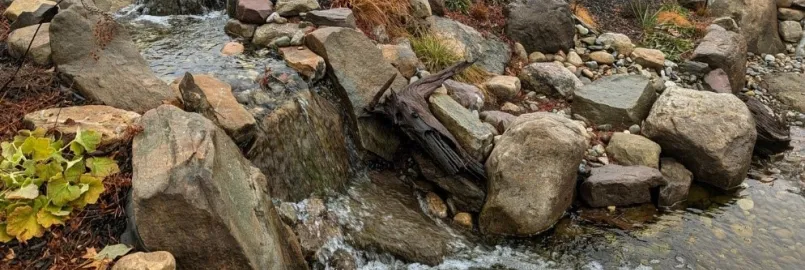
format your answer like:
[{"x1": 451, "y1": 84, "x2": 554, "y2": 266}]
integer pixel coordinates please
[
  {"x1": 743, "y1": 96, "x2": 791, "y2": 156},
  {"x1": 366, "y1": 61, "x2": 486, "y2": 181}
]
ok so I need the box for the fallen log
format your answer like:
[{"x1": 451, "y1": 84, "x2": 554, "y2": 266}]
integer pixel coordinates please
[
  {"x1": 743, "y1": 96, "x2": 791, "y2": 156},
  {"x1": 366, "y1": 61, "x2": 486, "y2": 181}
]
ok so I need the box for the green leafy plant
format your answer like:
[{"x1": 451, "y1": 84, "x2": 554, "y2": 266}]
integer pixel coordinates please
[
  {"x1": 641, "y1": 25, "x2": 695, "y2": 62},
  {"x1": 446, "y1": 0, "x2": 472, "y2": 13},
  {"x1": 0, "y1": 128, "x2": 119, "y2": 243}
]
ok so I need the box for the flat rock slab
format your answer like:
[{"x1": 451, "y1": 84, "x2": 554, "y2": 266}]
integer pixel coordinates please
[
  {"x1": 429, "y1": 93, "x2": 495, "y2": 161},
  {"x1": 24, "y1": 105, "x2": 140, "y2": 150},
  {"x1": 171, "y1": 74, "x2": 256, "y2": 144},
  {"x1": 643, "y1": 87, "x2": 756, "y2": 190},
  {"x1": 572, "y1": 75, "x2": 657, "y2": 127},
  {"x1": 306, "y1": 27, "x2": 407, "y2": 160},
  {"x1": 580, "y1": 164, "x2": 664, "y2": 208},
  {"x1": 762, "y1": 73, "x2": 805, "y2": 112},
  {"x1": 50, "y1": 5, "x2": 177, "y2": 113},
  {"x1": 344, "y1": 171, "x2": 465, "y2": 266},
  {"x1": 280, "y1": 46, "x2": 326, "y2": 82},
  {"x1": 303, "y1": 8, "x2": 356, "y2": 29}
]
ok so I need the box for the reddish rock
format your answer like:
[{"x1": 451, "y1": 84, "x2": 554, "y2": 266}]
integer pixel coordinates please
[
  {"x1": 704, "y1": 69, "x2": 732, "y2": 94},
  {"x1": 236, "y1": 0, "x2": 273, "y2": 24}
]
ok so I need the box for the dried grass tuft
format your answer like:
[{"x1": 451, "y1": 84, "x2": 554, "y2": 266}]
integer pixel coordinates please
[{"x1": 330, "y1": 0, "x2": 413, "y2": 39}]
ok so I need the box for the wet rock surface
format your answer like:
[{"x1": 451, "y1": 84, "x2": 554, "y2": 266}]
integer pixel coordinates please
[
  {"x1": 580, "y1": 164, "x2": 664, "y2": 207},
  {"x1": 481, "y1": 113, "x2": 589, "y2": 236}
]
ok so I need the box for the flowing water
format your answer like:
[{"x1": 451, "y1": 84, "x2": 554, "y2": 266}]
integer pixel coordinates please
[{"x1": 120, "y1": 10, "x2": 805, "y2": 270}]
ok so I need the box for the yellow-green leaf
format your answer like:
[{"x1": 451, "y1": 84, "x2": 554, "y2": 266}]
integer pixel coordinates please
[
  {"x1": 73, "y1": 128, "x2": 101, "y2": 153},
  {"x1": 47, "y1": 178, "x2": 82, "y2": 207},
  {"x1": 44, "y1": 203, "x2": 72, "y2": 216},
  {"x1": 36, "y1": 207, "x2": 66, "y2": 228},
  {"x1": 0, "y1": 223, "x2": 13, "y2": 243},
  {"x1": 6, "y1": 206, "x2": 45, "y2": 242},
  {"x1": 96, "y1": 244, "x2": 132, "y2": 260},
  {"x1": 36, "y1": 161, "x2": 63, "y2": 182},
  {"x1": 64, "y1": 157, "x2": 85, "y2": 182},
  {"x1": 1, "y1": 142, "x2": 23, "y2": 164},
  {"x1": 21, "y1": 136, "x2": 54, "y2": 161},
  {"x1": 86, "y1": 157, "x2": 119, "y2": 178},
  {"x1": 73, "y1": 175, "x2": 104, "y2": 208},
  {"x1": 6, "y1": 184, "x2": 39, "y2": 200}
]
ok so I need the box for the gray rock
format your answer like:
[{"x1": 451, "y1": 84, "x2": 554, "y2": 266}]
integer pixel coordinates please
[
  {"x1": 504, "y1": 0, "x2": 575, "y2": 54},
  {"x1": 711, "y1": 16, "x2": 740, "y2": 33},
  {"x1": 345, "y1": 171, "x2": 465, "y2": 265},
  {"x1": 7, "y1": 23, "x2": 51, "y2": 66},
  {"x1": 306, "y1": 27, "x2": 407, "y2": 160},
  {"x1": 429, "y1": 16, "x2": 511, "y2": 74},
  {"x1": 580, "y1": 164, "x2": 664, "y2": 207},
  {"x1": 605, "y1": 133, "x2": 661, "y2": 168},
  {"x1": 303, "y1": 8, "x2": 356, "y2": 29},
  {"x1": 131, "y1": 105, "x2": 306, "y2": 269},
  {"x1": 643, "y1": 87, "x2": 756, "y2": 190},
  {"x1": 779, "y1": 21, "x2": 803, "y2": 43},
  {"x1": 761, "y1": 73, "x2": 805, "y2": 112},
  {"x1": 519, "y1": 62, "x2": 583, "y2": 99},
  {"x1": 414, "y1": 153, "x2": 485, "y2": 213},
  {"x1": 5, "y1": 1, "x2": 57, "y2": 31},
  {"x1": 378, "y1": 40, "x2": 424, "y2": 79},
  {"x1": 275, "y1": 0, "x2": 320, "y2": 16},
  {"x1": 695, "y1": 17, "x2": 750, "y2": 92},
  {"x1": 253, "y1": 22, "x2": 312, "y2": 47},
  {"x1": 572, "y1": 75, "x2": 658, "y2": 127},
  {"x1": 112, "y1": 252, "x2": 175, "y2": 270},
  {"x1": 246, "y1": 90, "x2": 351, "y2": 201},
  {"x1": 709, "y1": 0, "x2": 785, "y2": 53},
  {"x1": 480, "y1": 113, "x2": 589, "y2": 236},
  {"x1": 443, "y1": 80, "x2": 484, "y2": 111},
  {"x1": 479, "y1": 110, "x2": 516, "y2": 134},
  {"x1": 410, "y1": 0, "x2": 432, "y2": 19},
  {"x1": 679, "y1": 60, "x2": 711, "y2": 76},
  {"x1": 50, "y1": 5, "x2": 177, "y2": 113},
  {"x1": 658, "y1": 158, "x2": 693, "y2": 208},
  {"x1": 429, "y1": 93, "x2": 495, "y2": 161},
  {"x1": 484, "y1": 75, "x2": 521, "y2": 102},
  {"x1": 224, "y1": 19, "x2": 256, "y2": 39}
]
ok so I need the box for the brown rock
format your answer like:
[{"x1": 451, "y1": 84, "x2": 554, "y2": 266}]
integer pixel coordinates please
[
  {"x1": 112, "y1": 252, "x2": 176, "y2": 270},
  {"x1": 453, "y1": 212, "x2": 473, "y2": 230},
  {"x1": 703, "y1": 68, "x2": 733, "y2": 93},
  {"x1": 631, "y1": 48, "x2": 665, "y2": 69},
  {"x1": 605, "y1": 133, "x2": 661, "y2": 168},
  {"x1": 7, "y1": 23, "x2": 51, "y2": 65},
  {"x1": 24, "y1": 105, "x2": 140, "y2": 150},
  {"x1": 692, "y1": 25, "x2": 747, "y2": 94},
  {"x1": 378, "y1": 40, "x2": 424, "y2": 79},
  {"x1": 580, "y1": 164, "x2": 664, "y2": 207},
  {"x1": 709, "y1": 0, "x2": 785, "y2": 54},
  {"x1": 236, "y1": 0, "x2": 273, "y2": 24},
  {"x1": 658, "y1": 158, "x2": 693, "y2": 208},
  {"x1": 221, "y1": 41, "x2": 245, "y2": 56},
  {"x1": 280, "y1": 46, "x2": 326, "y2": 82},
  {"x1": 172, "y1": 74, "x2": 256, "y2": 144}
]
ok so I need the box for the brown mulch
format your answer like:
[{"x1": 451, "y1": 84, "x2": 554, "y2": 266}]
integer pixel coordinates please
[
  {"x1": 1, "y1": 5, "x2": 133, "y2": 270},
  {"x1": 574, "y1": 0, "x2": 666, "y2": 41}
]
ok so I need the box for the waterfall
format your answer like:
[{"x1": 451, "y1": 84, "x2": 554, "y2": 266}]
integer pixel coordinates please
[{"x1": 136, "y1": 0, "x2": 227, "y2": 15}]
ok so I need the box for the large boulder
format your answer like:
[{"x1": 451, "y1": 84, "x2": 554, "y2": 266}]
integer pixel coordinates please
[
  {"x1": 140, "y1": 0, "x2": 225, "y2": 15},
  {"x1": 429, "y1": 93, "x2": 495, "y2": 161},
  {"x1": 691, "y1": 25, "x2": 747, "y2": 94},
  {"x1": 23, "y1": 105, "x2": 140, "y2": 150},
  {"x1": 50, "y1": 6, "x2": 177, "y2": 113},
  {"x1": 429, "y1": 16, "x2": 511, "y2": 74},
  {"x1": 572, "y1": 75, "x2": 658, "y2": 127},
  {"x1": 7, "y1": 23, "x2": 52, "y2": 66},
  {"x1": 171, "y1": 73, "x2": 256, "y2": 145},
  {"x1": 504, "y1": 0, "x2": 574, "y2": 54},
  {"x1": 245, "y1": 90, "x2": 351, "y2": 201},
  {"x1": 305, "y1": 27, "x2": 407, "y2": 160},
  {"x1": 709, "y1": 0, "x2": 785, "y2": 53},
  {"x1": 761, "y1": 73, "x2": 805, "y2": 112},
  {"x1": 605, "y1": 133, "x2": 661, "y2": 168},
  {"x1": 580, "y1": 165, "x2": 664, "y2": 207},
  {"x1": 343, "y1": 171, "x2": 465, "y2": 265},
  {"x1": 480, "y1": 113, "x2": 589, "y2": 236},
  {"x1": 643, "y1": 87, "x2": 756, "y2": 190},
  {"x1": 130, "y1": 105, "x2": 306, "y2": 269},
  {"x1": 519, "y1": 62, "x2": 583, "y2": 99}
]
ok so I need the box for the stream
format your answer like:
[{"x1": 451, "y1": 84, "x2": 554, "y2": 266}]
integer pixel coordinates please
[{"x1": 118, "y1": 9, "x2": 805, "y2": 270}]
